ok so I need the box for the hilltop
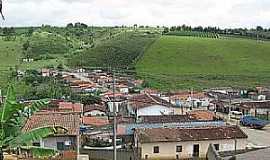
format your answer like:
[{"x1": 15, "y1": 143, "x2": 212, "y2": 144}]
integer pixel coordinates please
[{"x1": 136, "y1": 36, "x2": 270, "y2": 90}]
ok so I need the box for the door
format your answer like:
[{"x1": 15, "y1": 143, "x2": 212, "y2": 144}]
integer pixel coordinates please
[{"x1": 193, "y1": 144, "x2": 199, "y2": 157}]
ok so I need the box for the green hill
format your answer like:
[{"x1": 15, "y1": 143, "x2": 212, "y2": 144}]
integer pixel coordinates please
[{"x1": 136, "y1": 36, "x2": 270, "y2": 90}]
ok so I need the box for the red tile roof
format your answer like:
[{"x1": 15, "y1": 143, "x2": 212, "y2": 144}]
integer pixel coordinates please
[
  {"x1": 23, "y1": 112, "x2": 80, "y2": 136},
  {"x1": 83, "y1": 104, "x2": 107, "y2": 113},
  {"x1": 59, "y1": 102, "x2": 83, "y2": 112},
  {"x1": 129, "y1": 94, "x2": 171, "y2": 109},
  {"x1": 82, "y1": 116, "x2": 109, "y2": 127},
  {"x1": 136, "y1": 126, "x2": 248, "y2": 143}
]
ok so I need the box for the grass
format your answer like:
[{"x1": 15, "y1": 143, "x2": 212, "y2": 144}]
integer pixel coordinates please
[
  {"x1": 136, "y1": 36, "x2": 270, "y2": 90},
  {"x1": 68, "y1": 31, "x2": 159, "y2": 69},
  {"x1": 0, "y1": 37, "x2": 65, "y2": 91}
]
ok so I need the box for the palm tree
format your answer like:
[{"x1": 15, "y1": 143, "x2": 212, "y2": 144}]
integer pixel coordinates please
[{"x1": 0, "y1": 85, "x2": 66, "y2": 160}]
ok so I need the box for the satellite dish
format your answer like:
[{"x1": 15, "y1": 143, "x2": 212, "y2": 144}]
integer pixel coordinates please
[{"x1": 0, "y1": 0, "x2": 5, "y2": 20}]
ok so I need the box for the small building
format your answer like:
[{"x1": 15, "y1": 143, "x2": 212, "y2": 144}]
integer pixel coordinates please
[
  {"x1": 23, "y1": 112, "x2": 80, "y2": 152},
  {"x1": 128, "y1": 94, "x2": 173, "y2": 116},
  {"x1": 41, "y1": 68, "x2": 51, "y2": 77},
  {"x1": 83, "y1": 104, "x2": 107, "y2": 117},
  {"x1": 237, "y1": 100, "x2": 270, "y2": 116},
  {"x1": 134, "y1": 126, "x2": 248, "y2": 160}
]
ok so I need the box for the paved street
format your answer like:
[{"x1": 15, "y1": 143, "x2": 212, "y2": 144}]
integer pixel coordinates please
[{"x1": 241, "y1": 125, "x2": 270, "y2": 148}]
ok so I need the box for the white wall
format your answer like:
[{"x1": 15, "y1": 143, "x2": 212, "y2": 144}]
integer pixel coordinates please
[
  {"x1": 139, "y1": 139, "x2": 247, "y2": 159},
  {"x1": 41, "y1": 136, "x2": 77, "y2": 151},
  {"x1": 137, "y1": 105, "x2": 173, "y2": 116},
  {"x1": 84, "y1": 110, "x2": 106, "y2": 116}
]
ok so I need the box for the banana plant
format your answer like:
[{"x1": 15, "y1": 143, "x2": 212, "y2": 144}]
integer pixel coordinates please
[{"x1": 0, "y1": 85, "x2": 66, "y2": 160}]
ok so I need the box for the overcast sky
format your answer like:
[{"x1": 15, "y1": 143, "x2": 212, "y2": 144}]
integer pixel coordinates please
[{"x1": 1, "y1": 0, "x2": 270, "y2": 28}]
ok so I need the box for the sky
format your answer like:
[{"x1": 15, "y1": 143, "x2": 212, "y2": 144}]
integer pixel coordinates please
[{"x1": 1, "y1": 0, "x2": 270, "y2": 28}]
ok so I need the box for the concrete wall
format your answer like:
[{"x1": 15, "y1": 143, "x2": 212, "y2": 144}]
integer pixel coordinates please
[
  {"x1": 41, "y1": 136, "x2": 77, "y2": 151},
  {"x1": 80, "y1": 149, "x2": 138, "y2": 160},
  {"x1": 139, "y1": 139, "x2": 247, "y2": 159}
]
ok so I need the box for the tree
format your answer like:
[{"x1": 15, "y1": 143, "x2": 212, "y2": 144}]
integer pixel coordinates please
[
  {"x1": 256, "y1": 26, "x2": 263, "y2": 32},
  {"x1": 0, "y1": 85, "x2": 66, "y2": 159},
  {"x1": 66, "y1": 23, "x2": 74, "y2": 28},
  {"x1": 26, "y1": 27, "x2": 34, "y2": 37}
]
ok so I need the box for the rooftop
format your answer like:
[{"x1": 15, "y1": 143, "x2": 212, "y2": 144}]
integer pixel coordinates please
[
  {"x1": 82, "y1": 116, "x2": 109, "y2": 127},
  {"x1": 23, "y1": 112, "x2": 80, "y2": 136},
  {"x1": 136, "y1": 126, "x2": 248, "y2": 143},
  {"x1": 129, "y1": 93, "x2": 171, "y2": 109},
  {"x1": 139, "y1": 115, "x2": 192, "y2": 123}
]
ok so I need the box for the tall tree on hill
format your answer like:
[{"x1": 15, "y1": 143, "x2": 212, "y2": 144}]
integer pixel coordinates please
[{"x1": 0, "y1": 0, "x2": 5, "y2": 20}]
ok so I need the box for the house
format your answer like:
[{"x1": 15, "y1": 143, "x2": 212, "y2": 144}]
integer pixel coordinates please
[
  {"x1": 23, "y1": 112, "x2": 80, "y2": 152},
  {"x1": 128, "y1": 94, "x2": 173, "y2": 116},
  {"x1": 83, "y1": 104, "x2": 107, "y2": 117},
  {"x1": 237, "y1": 100, "x2": 270, "y2": 116},
  {"x1": 134, "y1": 126, "x2": 248, "y2": 160},
  {"x1": 41, "y1": 68, "x2": 51, "y2": 77}
]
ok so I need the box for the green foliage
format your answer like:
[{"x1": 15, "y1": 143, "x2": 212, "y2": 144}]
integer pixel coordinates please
[
  {"x1": 0, "y1": 85, "x2": 64, "y2": 158},
  {"x1": 68, "y1": 31, "x2": 159, "y2": 69},
  {"x1": 136, "y1": 36, "x2": 270, "y2": 90},
  {"x1": 9, "y1": 126, "x2": 64, "y2": 148},
  {"x1": 21, "y1": 146, "x2": 57, "y2": 158},
  {"x1": 166, "y1": 31, "x2": 219, "y2": 38},
  {"x1": 24, "y1": 32, "x2": 70, "y2": 59}
]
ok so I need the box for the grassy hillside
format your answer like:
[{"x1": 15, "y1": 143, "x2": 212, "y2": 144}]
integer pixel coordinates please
[
  {"x1": 136, "y1": 36, "x2": 270, "y2": 90},
  {"x1": 68, "y1": 31, "x2": 159, "y2": 69}
]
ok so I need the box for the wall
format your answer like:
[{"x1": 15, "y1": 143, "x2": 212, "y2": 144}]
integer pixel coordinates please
[
  {"x1": 41, "y1": 136, "x2": 77, "y2": 151},
  {"x1": 137, "y1": 105, "x2": 173, "y2": 116},
  {"x1": 80, "y1": 148, "x2": 138, "y2": 160},
  {"x1": 139, "y1": 139, "x2": 247, "y2": 159}
]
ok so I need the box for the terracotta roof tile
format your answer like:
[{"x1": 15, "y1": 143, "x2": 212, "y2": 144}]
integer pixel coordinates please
[
  {"x1": 129, "y1": 94, "x2": 171, "y2": 109},
  {"x1": 59, "y1": 102, "x2": 83, "y2": 112},
  {"x1": 23, "y1": 112, "x2": 80, "y2": 135},
  {"x1": 136, "y1": 126, "x2": 248, "y2": 143},
  {"x1": 82, "y1": 116, "x2": 109, "y2": 127}
]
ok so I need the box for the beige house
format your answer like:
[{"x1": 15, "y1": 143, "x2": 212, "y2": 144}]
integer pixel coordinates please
[{"x1": 134, "y1": 126, "x2": 248, "y2": 160}]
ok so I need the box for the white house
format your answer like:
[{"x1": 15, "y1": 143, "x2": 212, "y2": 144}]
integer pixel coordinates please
[
  {"x1": 23, "y1": 112, "x2": 80, "y2": 152},
  {"x1": 134, "y1": 126, "x2": 248, "y2": 160},
  {"x1": 128, "y1": 94, "x2": 173, "y2": 116}
]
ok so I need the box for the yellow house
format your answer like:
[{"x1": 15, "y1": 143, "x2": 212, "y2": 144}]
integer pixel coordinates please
[{"x1": 134, "y1": 126, "x2": 248, "y2": 160}]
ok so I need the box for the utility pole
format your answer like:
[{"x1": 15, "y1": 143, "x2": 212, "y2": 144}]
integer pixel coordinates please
[{"x1": 112, "y1": 70, "x2": 117, "y2": 160}]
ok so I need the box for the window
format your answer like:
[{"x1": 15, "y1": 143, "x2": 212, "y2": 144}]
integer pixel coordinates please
[
  {"x1": 176, "y1": 145, "x2": 182, "y2": 152},
  {"x1": 57, "y1": 142, "x2": 65, "y2": 151},
  {"x1": 214, "y1": 144, "x2": 220, "y2": 151},
  {"x1": 153, "y1": 146, "x2": 159, "y2": 153},
  {"x1": 145, "y1": 155, "x2": 148, "y2": 159}
]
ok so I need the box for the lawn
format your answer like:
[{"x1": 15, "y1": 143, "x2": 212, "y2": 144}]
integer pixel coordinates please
[{"x1": 136, "y1": 36, "x2": 270, "y2": 90}]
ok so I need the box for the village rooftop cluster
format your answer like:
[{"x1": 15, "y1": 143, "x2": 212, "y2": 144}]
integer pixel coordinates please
[{"x1": 2, "y1": 68, "x2": 270, "y2": 160}]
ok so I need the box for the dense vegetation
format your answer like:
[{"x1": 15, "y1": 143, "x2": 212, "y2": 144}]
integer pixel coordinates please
[
  {"x1": 165, "y1": 31, "x2": 219, "y2": 38},
  {"x1": 136, "y1": 36, "x2": 270, "y2": 90},
  {"x1": 165, "y1": 25, "x2": 270, "y2": 40},
  {"x1": 68, "y1": 31, "x2": 159, "y2": 69}
]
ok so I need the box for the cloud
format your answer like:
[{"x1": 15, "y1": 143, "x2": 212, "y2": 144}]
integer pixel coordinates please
[{"x1": 0, "y1": 0, "x2": 269, "y2": 28}]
